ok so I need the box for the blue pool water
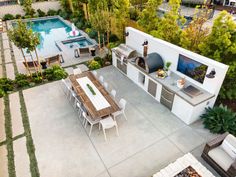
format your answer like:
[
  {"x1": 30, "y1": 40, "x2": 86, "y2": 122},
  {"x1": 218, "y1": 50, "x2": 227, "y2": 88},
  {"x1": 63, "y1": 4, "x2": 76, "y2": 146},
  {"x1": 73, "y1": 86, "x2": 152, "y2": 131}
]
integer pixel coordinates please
[
  {"x1": 63, "y1": 38, "x2": 93, "y2": 49},
  {"x1": 27, "y1": 18, "x2": 74, "y2": 56}
]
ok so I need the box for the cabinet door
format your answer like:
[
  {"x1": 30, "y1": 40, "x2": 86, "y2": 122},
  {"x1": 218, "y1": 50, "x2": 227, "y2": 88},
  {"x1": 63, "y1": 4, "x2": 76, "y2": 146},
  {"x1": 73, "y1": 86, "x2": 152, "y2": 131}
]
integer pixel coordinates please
[
  {"x1": 117, "y1": 60, "x2": 127, "y2": 74},
  {"x1": 127, "y1": 63, "x2": 139, "y2": 83},
  {"x1": 172, "y1": 95, "x2": 193, "y2": 125},
  {"x1": 148, "y1": 79, "x2": 157, "y2": 97},
  {"x1": 112, "y1": 52, "x2": 117, "y2": 67}
]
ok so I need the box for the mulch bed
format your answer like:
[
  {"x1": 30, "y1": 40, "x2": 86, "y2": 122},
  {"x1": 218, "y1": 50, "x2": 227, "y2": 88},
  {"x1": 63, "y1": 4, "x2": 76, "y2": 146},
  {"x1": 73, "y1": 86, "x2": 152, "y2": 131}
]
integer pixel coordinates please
[{"x1": 217, "y1": 99, "x2": 236, "y2": 112}]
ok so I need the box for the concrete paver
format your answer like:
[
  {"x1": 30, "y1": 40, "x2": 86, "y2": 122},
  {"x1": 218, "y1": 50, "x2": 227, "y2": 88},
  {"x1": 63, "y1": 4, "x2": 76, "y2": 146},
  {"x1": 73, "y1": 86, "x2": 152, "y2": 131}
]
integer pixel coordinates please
[
  {"x1": 0, "y1": 64, "x2": 3, "y2": 78},
  {"x1": 4, "y1": 49, "x2": 12, "y2": 63},
  {"x1": 13, "y1": 137, "x2": 31, "y2": 177},
  {"x1": 64, "y1": 67, "x2": 73, "y2": 75},
  {"x1": 23, "y1": 66, "x2": 219, "y2": 177},
  {"x1": 5, "y1": 63, "x2": 15, "y2": 80},
  {"x1": 0, "y1": 98, "x2": 6, "y2": 142},
  {"x1": 9, "y1": 92, "x2": 24, "y2": 137},
  {"x1": 76, "y1": 64, "x2": 89, "y2": 72},
  {"x1": 2, "y1": 33, "x2": 9, "y2": 41},
  {"x1": 0, "y1": 55, "x2": 2, "y2": 65},
  {"x1": 0, "y1": 145, "x2": 9, "y2": 177},
  {"x1": 3, "y1": 40, "x2": 10, "y2": 50}
]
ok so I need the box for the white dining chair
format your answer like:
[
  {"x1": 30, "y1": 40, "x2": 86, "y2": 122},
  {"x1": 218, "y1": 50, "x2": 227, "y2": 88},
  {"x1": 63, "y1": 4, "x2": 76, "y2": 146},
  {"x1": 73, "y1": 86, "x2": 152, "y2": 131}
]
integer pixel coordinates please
[
  {"x1": 73, "y1": 68, "x2": 82, "y2": 75},
  {"x1": 99, "y1": 75, "x2": 104, "y2": 83},
  {"x1": 99, "y1": 116, "x2": 119, "y2": 141},
  {"x1": 110, "y1": 89, "x2": 116, "y2": 99},
  {"x1": 92, "y1": 70, "x2": 97, "y2": 77},
  {"x1": 61, "y1": 79, "x2": 71, "y2": 99},
  {"x1": 82, "y1": 111, "x2": 100, "y2": 136},
  {"x1": 112, "y1": 98, "x2": 127, "y2": 120},
  {"x1": 103, "y1": 82, "x2": 108, "y2": 90},
  {"x1": 76, "y1": 102, "x2": 84, "y2": 121}
]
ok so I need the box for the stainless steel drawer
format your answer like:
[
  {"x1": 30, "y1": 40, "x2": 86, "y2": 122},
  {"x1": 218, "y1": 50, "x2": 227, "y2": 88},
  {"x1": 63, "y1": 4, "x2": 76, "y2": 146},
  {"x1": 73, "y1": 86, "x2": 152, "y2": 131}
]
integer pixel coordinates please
[
  {"x1": 161, "y1": 86, "x2": 175, "y2": 101},
  {"x1": 160, "y1": 95, "x2": 173, "y2": 110}
]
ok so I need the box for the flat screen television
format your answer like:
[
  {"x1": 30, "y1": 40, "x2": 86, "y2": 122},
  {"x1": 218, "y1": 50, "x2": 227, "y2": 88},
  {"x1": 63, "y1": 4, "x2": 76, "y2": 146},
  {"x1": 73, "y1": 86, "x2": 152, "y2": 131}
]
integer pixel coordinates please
[{"x1": 177, "y1": 54, "x2": 208, "y2": 84}]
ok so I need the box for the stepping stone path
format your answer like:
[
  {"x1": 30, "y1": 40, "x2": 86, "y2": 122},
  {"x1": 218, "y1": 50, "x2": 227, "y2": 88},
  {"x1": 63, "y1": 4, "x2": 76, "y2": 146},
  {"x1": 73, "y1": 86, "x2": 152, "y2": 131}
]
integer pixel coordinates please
[
  {"x1": 76, "y1": 64, "x2": 89, "y2": 72},
  {"x1": 9, "y1": 92, "x2": 24, "y2": 138},
  {"x1": 4, "y1": 49, "x2": 12, "y2": 63},
  {"x1": 64, "y1": 67, "x2": 74, "y2": 75},
  {"x1": 0, "y1": 98, "x2": 6, "y2": 142},
  {"x1": 6, "y1": 63, "x2": 15, "y2": 80},
  {"x1": 0, "y1": 145, "x2": 9, "y2": 177},
  {"x1": 13, "y1": 137, "x2": 31, "y2": 177}
]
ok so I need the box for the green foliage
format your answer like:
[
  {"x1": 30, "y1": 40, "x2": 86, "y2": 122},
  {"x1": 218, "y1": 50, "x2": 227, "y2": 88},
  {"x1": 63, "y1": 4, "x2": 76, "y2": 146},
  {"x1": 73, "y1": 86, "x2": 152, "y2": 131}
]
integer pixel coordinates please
[
  {"x1": 129, "y1": 6, "x2": 139, "y2": 21},
  {"x1": 3, "y1": 14, "x2": 14, "y2": 21},
  {"x1": 199, "y1": 11, "x2": 236, "y2": 100},
  {"x1": 165, "y1": 61, "x2": 172, "y2": 70},
  {"x1": 151, "y1": 0, "x2": 185, "y2": 45},
  {"x1": 85, "y1": 28, "x2": 97, "y2": 38},
  {"x1": 47, "y1": 9, "x2": 57, "y2": 16},
  {"x1": 138, "y1": 0, "x2": 162, "y2": 32},
  {"x1": 15, "y1": 14, "x2": 22, "y2": 19},
  {"x1": 0, "y1": 78, "x2": 14, "y2": 93},
  {"x1": 87, "y1": 60, "x2": 101, "y2": 70},
  {"x1": 180, "y1": 6, "x2": 210, "y2": 52},
  {"x1": 86, "y1": 84, "x2": 96, "y2": 95},
  {"x1": 94, "y1": 56, "x2": 103, "y2": 66},
  {"x1": 43, "y1": 65, "x2": 68, "y2": 81},
  {"x1": 32, "y1": 76, "x2": 43, "y2": 84},
  {"x1": 22, "y1": 0, "x2": 35, "y2": 17},
  {"x1": 201, "y1": 105, "x2": 236, "y2": 136},
  {"x1": 109, "y1": 33, "x2": 119, "y2": 42},
  {"x1": 0, "y1": 88, "x2": 5, "y2": 97},
  {"x1": 37, "y1": 9, "x2": 46, "y2": 17},
  {"x1": 15, "y1": 73, "x2": 30, "y2": 88}
]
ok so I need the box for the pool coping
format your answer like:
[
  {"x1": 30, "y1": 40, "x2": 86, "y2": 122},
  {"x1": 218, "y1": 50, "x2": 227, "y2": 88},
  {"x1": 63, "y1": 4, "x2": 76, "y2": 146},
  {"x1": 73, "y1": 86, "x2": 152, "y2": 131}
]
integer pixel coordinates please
[{"x1": 6, "y1": 16, "x2": 98, "y2": 59}]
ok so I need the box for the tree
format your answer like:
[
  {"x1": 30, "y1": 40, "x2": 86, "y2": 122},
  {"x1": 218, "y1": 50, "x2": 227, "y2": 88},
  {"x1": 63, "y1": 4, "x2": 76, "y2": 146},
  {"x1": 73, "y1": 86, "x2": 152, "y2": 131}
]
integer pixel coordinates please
[
  {"x1": 137, "y1": 0, "x2": 162, "y2": 32},
  {"x1": 22, "y1": 0, "x2": 35, "y2": 17},
  {"x1": 199, "y1": 11, "x2": 236, "y2": 99},
  {"x1": 180, "y1": 5, "x2": 210, "y2": 52},
  {"x1": 150, "y1": 0, "x2": 185, "y2": 45},
  {"x1": 8, "y1": 20, "x2": 41, "y2": 76}
]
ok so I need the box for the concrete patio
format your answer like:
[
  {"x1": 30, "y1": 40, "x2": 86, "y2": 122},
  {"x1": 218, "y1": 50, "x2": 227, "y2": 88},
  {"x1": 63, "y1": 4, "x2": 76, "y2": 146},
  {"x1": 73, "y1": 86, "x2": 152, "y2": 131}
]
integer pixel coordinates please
[{"x1": 23, "y1": 66, "x2": 221, "y2": 177}]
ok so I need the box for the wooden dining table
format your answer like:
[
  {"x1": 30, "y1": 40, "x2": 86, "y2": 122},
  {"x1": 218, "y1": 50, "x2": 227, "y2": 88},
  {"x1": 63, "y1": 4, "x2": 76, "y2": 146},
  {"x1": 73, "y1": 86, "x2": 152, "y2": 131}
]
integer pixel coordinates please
[{"x1": 69, "y1": 71, "x2": 120, "y2": 120}]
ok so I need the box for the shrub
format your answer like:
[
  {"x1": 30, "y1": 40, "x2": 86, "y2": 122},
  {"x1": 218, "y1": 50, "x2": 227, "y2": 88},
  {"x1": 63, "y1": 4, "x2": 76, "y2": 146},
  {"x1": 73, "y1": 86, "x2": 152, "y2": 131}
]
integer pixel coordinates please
[
  {"x1": 43, "y1": 65, "x2": 68, "y2": 81},
  {"x1": 59, "y1": 10, "x2": 69, "y2": 19},
  {"x1": 47, "y1": 9, "x2": 57, "y2": 16},
  {"x1": 0, "y1": 88, "x2": 5, "y2": 98},
  {"x1": 15, "y1": 14, "x2": 22, "y2": 19},
  {"x1": 85, "y1": 28, "x2": 97, "y2": 39},
  {"x1": 94, "y1": 57, "x2": 103, "y2": 66},
  {"x1": 201, "y1": 104, "x2": 236, "y2": 136},
  {"x1": 0, "y1": 78, "x2": 14, "y2": 92},
  {"x1": 109, "y1": 34, "x2": 119, "y2": 42},
  {"x1": 3, "y1": 14, "x2": 14, "y2": 21},
  {"x1": 32, "y1": 76, "x2": 43, "y2": 84},
  {"x1": 37, "y1": 9, "x2": 46, "y2": 17},
  {"x1": 15, "y1": 73, "x2": 30, "y2": 88},
  {"x1": 75, "y1": 21, "x2": 85, "y2": 30},
  {"x1": 88, "y1": 60, "x2": 101, "y2": 70},
  {"x1": 129, "y1": 7, "x2": 139, "y2": 21}
]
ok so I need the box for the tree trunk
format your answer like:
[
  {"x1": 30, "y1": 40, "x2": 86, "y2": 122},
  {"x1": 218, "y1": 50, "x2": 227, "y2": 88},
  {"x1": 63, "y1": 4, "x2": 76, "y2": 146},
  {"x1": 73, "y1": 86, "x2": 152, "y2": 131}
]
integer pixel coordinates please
[
  {"x1": 34, "y1": 47, "x2": 43, "y2": 77},
  {"x1": 86, "y1": 3, "x2": 89, "y2": 20},
  {"x1": 20, "y1": 48, "x2": 31, "y2": 77},
  {"x1": 98, "y1": 31, "x2": 101, "y2": 50},
  {"x1": 107, "y1": 31, "x2": 110, "y2": 47},
  {"x1": 29, "y1": 52, "x2": 38, "y2": 76}
]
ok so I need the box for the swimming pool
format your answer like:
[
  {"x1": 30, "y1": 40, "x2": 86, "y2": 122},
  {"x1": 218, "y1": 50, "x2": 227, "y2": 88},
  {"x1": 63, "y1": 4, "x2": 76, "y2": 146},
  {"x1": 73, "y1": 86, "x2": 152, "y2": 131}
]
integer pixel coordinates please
[
  {"x1": 27, "y1": 17, "x2": 74, "y2": 56},
  {"x1": 63, "y1": 37, "x2": 93, "y2": 49}
]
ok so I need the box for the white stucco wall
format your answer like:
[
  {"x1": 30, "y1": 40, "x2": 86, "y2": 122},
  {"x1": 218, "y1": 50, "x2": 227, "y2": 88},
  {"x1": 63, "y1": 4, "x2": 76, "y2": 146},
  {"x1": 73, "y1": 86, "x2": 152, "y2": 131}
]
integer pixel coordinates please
[
  {"x1": 125, "y1": 27, "x2": 229, "y2": 99},
  {"x1": 0, "y1": 1, "x2": 61, "y2": 18}
]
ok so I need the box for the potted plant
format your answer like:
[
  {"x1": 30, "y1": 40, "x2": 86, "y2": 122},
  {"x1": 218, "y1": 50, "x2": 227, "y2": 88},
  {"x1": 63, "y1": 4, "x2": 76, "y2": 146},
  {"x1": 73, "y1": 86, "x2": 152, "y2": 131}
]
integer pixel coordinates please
[
  {"x1": 165, "y1": 61, "x2": 172, "y2": 76},
  {"x1": 40, "y1": 58, "x2": 47, "y2": 69}
]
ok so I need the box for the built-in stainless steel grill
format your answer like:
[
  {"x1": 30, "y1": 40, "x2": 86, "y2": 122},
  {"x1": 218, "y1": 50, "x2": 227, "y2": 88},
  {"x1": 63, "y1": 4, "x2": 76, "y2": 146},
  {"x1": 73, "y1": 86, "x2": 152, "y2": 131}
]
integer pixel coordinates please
[
  {"x1": 135, "y1": 52, "x2": 164, "y2": 73},
  {"x1": 114, "y1": 44, "x2": 137, "y2": 62}
]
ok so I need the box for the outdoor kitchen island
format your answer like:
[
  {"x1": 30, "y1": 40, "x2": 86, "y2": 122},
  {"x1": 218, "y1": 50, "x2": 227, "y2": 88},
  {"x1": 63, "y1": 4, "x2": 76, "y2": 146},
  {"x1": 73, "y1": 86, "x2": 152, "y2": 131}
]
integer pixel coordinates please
[{"x1": 112, "y1": 27, "x2": 229, "y2": 125}]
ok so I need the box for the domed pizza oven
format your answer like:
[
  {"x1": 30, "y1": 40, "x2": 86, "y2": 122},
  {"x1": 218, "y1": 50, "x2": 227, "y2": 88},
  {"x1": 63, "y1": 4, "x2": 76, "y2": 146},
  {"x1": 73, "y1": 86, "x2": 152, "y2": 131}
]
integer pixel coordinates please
[{"x1": 136, "y1": 53, "x2": 164, "y2": 73}]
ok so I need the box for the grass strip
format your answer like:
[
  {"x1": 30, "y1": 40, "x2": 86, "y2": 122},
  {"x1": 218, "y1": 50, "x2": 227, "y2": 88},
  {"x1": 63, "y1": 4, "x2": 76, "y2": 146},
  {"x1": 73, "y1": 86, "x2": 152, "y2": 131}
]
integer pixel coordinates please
[
  {"x1": 0, "y1": 140, "x2": 7, "y2": 146},
  {"x1": 19, "y1": 91, "x2": 40, "y2": 177},
  {"x1": 4, "y1": 95, "x2": 16, "y2": 177}
]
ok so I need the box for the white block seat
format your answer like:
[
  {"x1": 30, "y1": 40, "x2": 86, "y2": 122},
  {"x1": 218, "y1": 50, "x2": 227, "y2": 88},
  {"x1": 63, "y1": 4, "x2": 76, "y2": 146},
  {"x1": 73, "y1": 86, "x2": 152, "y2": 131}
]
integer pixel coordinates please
[
  {"x1": 103, "y1": 82, "x2": 108, "y2": 90},
  {"x1": 92, "y1": 70, "x2": 97, "y2": 77},
  {"x1": 82, "y1": 111, "x2": 100, "y2": 136},
  {"x1": 110, "y1": 89, "x2": 116, "y2": 99},
  {"x1": 99, "y1": 75, "x2": 104, "y2": 83},
  {"x1": 112, "y1": 98, "x2": 127, "y2": 121},
  {"x1": 99, "y1": 116, "x2": 119, "y2": 141}
]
